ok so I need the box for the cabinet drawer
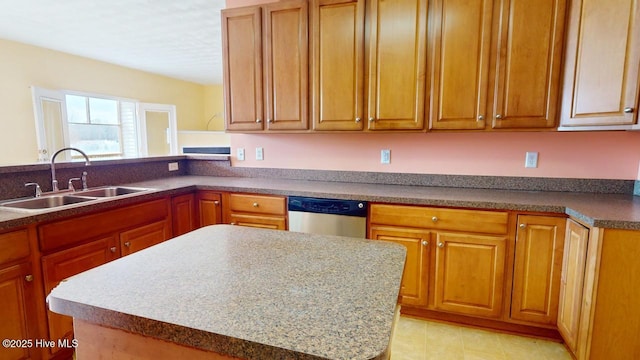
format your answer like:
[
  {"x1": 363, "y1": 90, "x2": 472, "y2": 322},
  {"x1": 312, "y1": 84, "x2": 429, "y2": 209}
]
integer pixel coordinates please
[
  {"x1": 229, "y1": 193, "x2": 286, "y2": 215},
  {"x1": 0, "y1": 229, "x2": 30, "y2": 264},
  {"x1": 39, "y1": 199, "x2": 169, "y2": 252},
  {"x1": 370, "y1": 204, "x2": 508, "y2": 234}
]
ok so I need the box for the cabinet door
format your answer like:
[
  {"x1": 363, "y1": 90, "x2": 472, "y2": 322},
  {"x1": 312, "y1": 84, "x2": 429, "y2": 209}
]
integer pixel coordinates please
[
  {"x1": 429, "y1": 0, "x2": 493, "y2": 130},
  {"x1": 222, "y1": 6, "x2": 264, "y2": 131},
  {"x1": 41, "y1": 236, "x2": 118, "y2": 356},
  {"x1": 229, "y1": 214, "x2": 287, "y2": 230},
  {"x1": 197, "y1": 191, "x2": 222, "y2": 227},
  {"x1": 0, "y1": 262, "x2": 38, "y2": 360},
  {"x1": 366, "y1": 0, "x2": 427, "y2": 130},
  {"x1": 560, "y1": 0, "x2": 640, "y2": 126},
  {"x1": 264, "y1": 0, "x2": 309, "y2": 130},
  {"x1": 171, "y1": 193, "x2": 197, "y2": 237},
  {"x1": 557, "y1": 219, "x2": 589, "y2": 354},
  {"x1": 120, "y1": 220, "x2": 171, "y2": 257},
  {"x1": 491, "y1": 0, "x2": 566, "y2": 129},
  {"x1": 433, "y1": 232, "x2": 506, "y2": 318},
  {"x1": 370, "y1": 226, "x2": 431, "y2": 307},
  {"x1": 310, "y1": 0, "x2": 365, "y2": 130},
  {"x1": 511, "y1": 215, "x2": 566, "y2": 325}
]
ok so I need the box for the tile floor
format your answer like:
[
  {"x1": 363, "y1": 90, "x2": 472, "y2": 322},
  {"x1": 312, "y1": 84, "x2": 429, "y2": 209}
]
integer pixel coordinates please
[{"x1": 391, "y1": 315, "x2": 573, "y2": 360}]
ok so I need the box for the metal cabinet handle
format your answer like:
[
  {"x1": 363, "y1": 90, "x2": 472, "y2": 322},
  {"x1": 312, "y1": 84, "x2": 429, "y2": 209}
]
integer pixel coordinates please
[
  {"x1": 214, "y1": 200, "x2": 220, "y2": 206},
  {"x1": 110, "y1": 247, "x2": 117, "y2": 253},
  {"x1": 496, "y1": 114, "x2": 503, "y2": 119},
  {"x1": 519, "y1": 223, "x2": 526, "y2": 229},
  {"x1": 477, "y1": 115, "x2": 484, "y2": 121},
  {"x1": 124, "y1": 242, "x2": 131, "y2": 247},
  {"x1": 252, "y1": 202, "x2": 259, "y2": 207},
  {"x1": 624, "y1": 107, "x2": 634, "y2": 113},
  {"x1": 438, "y1": 242, "x2": 444, "y2": 248},
  {"x1": 256, "y1": 118, "x2": 262, "y2": 123},
  {"x1": 368, "y1": 117, "x2": 375, "y2": 122},
  {"x1": 355, "y1": 117, "x2": 361, "y2": 123},
  {"x1": 25, "y1": 274, "x2": 34, "y2": 282},
  {"x1": 422, "y1": 240, "x2": 429, "y2": 246},
  {"x1": 432, "y1": 216, "x2": 438, "y2": 223}
]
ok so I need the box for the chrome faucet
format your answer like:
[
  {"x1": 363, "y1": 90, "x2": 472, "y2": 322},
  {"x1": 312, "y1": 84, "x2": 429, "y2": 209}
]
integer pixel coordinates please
[{"x1": 51, "y1": 147, "x2": 91, "y2": 192}]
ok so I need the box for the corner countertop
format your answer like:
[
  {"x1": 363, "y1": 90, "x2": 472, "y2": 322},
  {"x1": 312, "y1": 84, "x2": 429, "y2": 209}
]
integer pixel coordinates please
[
  {"x1": 2, "y1": 175, "x2": 640, "y2": 231},
  {"x1": 47, "y1": 225, "x2": 406, "y2": 360}
]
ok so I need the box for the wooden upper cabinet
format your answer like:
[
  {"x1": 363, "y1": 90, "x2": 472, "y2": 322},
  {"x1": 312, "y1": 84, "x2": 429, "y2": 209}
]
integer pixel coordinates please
[
  {"x1": 429, "y1": 0, "x2": 493, "y2": 130},
  {"x1": 222, "y1": 0, "x2": 309, "y2": 131},
  {"x1": 264, "y1": 0, "x2": 309, "y2": 130},
  {"x1": 560, "y1": 0, "x2": 640, "y2": 127},
  {"x1": 222, "y1": 6, "x2": 264, "y2": 131},
  {"x1": 366, "y1": 0, "x2": 428, "y2": 130},
  {"x1": 310, "y1": 0, "x2": 365, "y2": 131},
  {"x1": 491, "y1": 0, "x2": 566, "y2": 129}
]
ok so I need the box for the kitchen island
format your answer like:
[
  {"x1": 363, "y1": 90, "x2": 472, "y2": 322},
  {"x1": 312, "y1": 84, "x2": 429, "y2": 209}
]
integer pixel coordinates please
[{"x1": 47, "y1": 225, "x2": 406, "y2": 360}]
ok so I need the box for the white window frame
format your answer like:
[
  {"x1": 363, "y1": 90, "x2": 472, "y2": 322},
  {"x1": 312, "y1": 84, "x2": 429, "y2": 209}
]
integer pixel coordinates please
[{"x1": 32, "y1": 86, "x2": 178, "y2": 161}]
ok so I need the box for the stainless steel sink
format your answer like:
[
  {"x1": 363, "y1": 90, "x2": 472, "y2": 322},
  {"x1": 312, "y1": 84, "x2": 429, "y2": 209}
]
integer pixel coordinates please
[
  {"x1": 78, "y1": 186, "x2": 151, "y2": 197},
  {"x1": 1, "y1": 195, "x2": 95, "y2": 210}
]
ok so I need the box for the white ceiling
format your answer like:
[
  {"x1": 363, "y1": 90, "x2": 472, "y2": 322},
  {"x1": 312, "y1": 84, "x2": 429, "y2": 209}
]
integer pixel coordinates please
[{"x1": 0, "y1": 0, "x2": 225, "y2": 85}]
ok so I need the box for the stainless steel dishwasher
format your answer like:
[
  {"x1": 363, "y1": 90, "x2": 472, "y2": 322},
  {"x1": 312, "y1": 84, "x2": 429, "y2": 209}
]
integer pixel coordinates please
[{"x1": 288, "y1": 196, "x2": 368, "y2": 238}]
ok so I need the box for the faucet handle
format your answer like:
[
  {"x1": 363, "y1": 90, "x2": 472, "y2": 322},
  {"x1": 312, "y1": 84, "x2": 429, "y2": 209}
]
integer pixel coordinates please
[
  {"x1": 81, "y1": 171, "x2": 88, "y2": 190},
  {"x1": 25, "y1": 183, "x2": 42, "y2": 197},
  {"x1": 68, "y1": 178, "x2": 81, "y2": 192}
]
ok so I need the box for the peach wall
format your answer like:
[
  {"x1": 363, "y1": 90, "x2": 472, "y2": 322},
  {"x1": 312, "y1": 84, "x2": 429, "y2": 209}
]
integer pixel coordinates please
[{"x1": 230, "y1": 131, "x2": 640, "y2": 180}]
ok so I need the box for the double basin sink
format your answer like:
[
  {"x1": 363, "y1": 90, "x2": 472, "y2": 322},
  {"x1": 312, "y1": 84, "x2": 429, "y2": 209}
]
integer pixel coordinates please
[{"x1": 0, "y1": 186, "x2": 153, "y2": 211}]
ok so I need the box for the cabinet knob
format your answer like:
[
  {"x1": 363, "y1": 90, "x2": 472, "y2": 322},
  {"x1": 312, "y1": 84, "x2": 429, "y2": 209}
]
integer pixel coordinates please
[
  {"x1": 438, "y1": 242, "x2": 444, "y2": 248},
  {"x1": 268, "y1": 118, "x2": 274, "y2": 123},
  {"x1": 624, "y1": 107, "x2": 634, "y2": 113},
  {"x1": 110, "y1": 247, "x2": 117, "y2": 253},
  {"x1": 355, "y1": 117, "x2": 361, "y2": 123},
  {"x1": 496, "y1": 114, "x2": 503, "y2": 119},
  {"x1": 230, "y1": 222, "x2": 236, "y2": 225},
  {"x1": 368, "y1": 117, "x2": 375, "y2": 122},
  {"x1": 432, "y1": 216, "x2": 438, "y2": 223},
  {"x1": 256, "y1": 118, "x2": 262, "y2": 123},
  {"x1": 477, "y1": 115, "x2": 484, "y2": 121},
  {"x1": 252, "y1": 202, "x2": 259, "y2": 207},
  {"x1": 124, "y1": 242, "x2": 131, "y2": 247},
  {"x1": 519, "y1": 223, "x2": 526, "y2": 229},
  {"x1": 214, "y1": 200, "x2": 220, "y2": 206},
  {"x1": 25, "y1": 274, "x2": 34, "y2": 282},
  {"x1": 422, "y1": 240, "x2": 429, "y2": 246}
]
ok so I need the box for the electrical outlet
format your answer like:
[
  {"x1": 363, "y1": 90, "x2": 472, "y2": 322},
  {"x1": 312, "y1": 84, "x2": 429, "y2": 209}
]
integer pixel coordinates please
[
  {"x1": 237, "y1": 148, "x2": 245, "y2": 161},
  {"x1": 525, "y1": 152, "x2": 538, "y2": 168},
  {"x1": 256, "y1": 147, "x2": 264, "y2": 161},
  {"x1": 381, "y1": 149, "x2": 391, "y2": 164},
  {"x1": 168, "y1": 162, "x2": 179, "y2": 171}
]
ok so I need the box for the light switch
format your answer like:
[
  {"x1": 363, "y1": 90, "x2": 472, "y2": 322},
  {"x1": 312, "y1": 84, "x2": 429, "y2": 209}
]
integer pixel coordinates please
[
  {"x1": 237, "y1": 148, "x2": 245, "y2": 161},
  {"x1": 525, "y1": 152, "x2": 538, "y2": 168},
  {"x1": 256, "y1": 147, "x2": 264, "y2": 161}
]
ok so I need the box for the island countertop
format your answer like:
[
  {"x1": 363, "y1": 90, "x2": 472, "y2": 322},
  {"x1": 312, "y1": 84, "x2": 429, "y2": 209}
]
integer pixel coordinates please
[{"x1": 47, "y1": 225, "x2": 407, "y2": 360}]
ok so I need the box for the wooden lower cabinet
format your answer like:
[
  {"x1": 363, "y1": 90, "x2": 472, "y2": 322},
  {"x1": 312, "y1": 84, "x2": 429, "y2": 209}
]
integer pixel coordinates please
[
  {"x1": 511, "y1": 215, "x2": 566, "y2": 326},
  {"x1": 370, "y1": 226, "x2": 430, "y2": 306},
  {"x1": 226, "y1": 193, "x2": 287, "y2": 230},
  {"x1": 0, "y1": 262, "x2": 39, "y2": 360},
  {"x1": 171, "y1": 193, "x2": 197, "y2": 236},
  {"x1": 196, "y1": 191, "x2": 223, "y2": 227},
  {"x1": 41, "y1": 236, "x2": 119, "y2": 357},
  {"x1": 557, "y1": 219, "x2": 589, "y2": 355},
  {"x1": 433, "y1": 232, "x2": 507, "y2": 319},
  {"x1": 120, "y1": 220, "x2": 171, "y2": 256}
]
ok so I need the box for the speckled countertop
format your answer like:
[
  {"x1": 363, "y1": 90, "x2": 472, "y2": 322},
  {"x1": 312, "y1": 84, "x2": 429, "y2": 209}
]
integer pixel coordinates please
[
  {"x1": 2, "y1": 175, "x2": 640, "y2": 231},
  {"x1": 48, "y1": 225, "x2": 406, "y2": 360}
]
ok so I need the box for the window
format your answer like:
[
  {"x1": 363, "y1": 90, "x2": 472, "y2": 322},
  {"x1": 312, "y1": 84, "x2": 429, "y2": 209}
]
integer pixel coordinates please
[{"x1": 31, "y1": 87, "x2": 177, "y2": 162}]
